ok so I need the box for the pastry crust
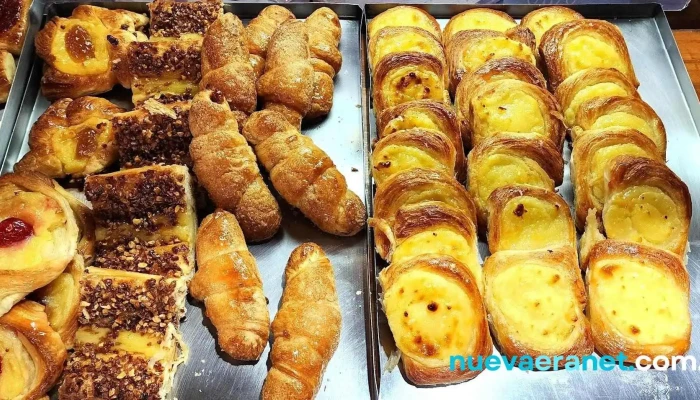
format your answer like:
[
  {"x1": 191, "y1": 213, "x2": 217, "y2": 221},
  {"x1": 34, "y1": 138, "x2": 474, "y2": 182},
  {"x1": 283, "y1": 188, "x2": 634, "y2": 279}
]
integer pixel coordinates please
[
  {"x1": 486, "y1": 185, "x2": 575, "y2": 253},
  {"x1": 540, "y1": 19, "x2": 639, "y2": 92},
  {"x1": 0, "y1": 0, "x2": 31, "y2": 55},
  {"x1": 585, "y1": 240, "x2": 691, "y2": 363},
  {"x1": 306, "y1": 7, "x2": 342, "y2": 78},
  {"x1": 368, "y1": 6, "x2": 441, "y2": 41},
  {"x1": 0, "y1": 50, "x2": 16, "y2": 103},
  {"x1": 379, "y1": 254, "x2": 492, "y2": 385},
  {"x1": 368, "y1": 26, "x2": 445, "y2": 71},
  {"x1": 148, "y1": 0, "x2": 222, "y2": 38},
  {"x1": 245, "y1": 5, "x2": 295, "y2": 73},
  {"x1": 483, "y1": 247, "x2": 593, "y2": 365},
  {"x1": 521, "y1": 6, "x2": 584, "y2": 47},
  {"x1": 443, "y1": 8, "x2": 516, "y2": 44}
]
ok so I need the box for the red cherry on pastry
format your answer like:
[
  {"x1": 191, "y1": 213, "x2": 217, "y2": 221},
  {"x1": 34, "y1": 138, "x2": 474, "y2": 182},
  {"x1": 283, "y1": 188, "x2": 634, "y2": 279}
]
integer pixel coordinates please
[{"x1": 0, "y1": 218, "x2": 34, "y2": 247}]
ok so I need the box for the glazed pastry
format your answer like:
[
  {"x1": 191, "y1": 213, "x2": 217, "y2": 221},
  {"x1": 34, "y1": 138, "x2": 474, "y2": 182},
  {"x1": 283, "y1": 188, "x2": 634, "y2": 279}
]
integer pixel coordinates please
[
  {"x1": 570, "y1": 128, "x2": 662, "y2": 230},
  {"x1": 540, "y1": 19, "x2": 639, "y2": 92},
  {"x1": 585, "y1": 240, "x2": 691, "y2": 363},
  {"x1": 0, "y1": 50, "x2": 16, "y2": 103},
  {"x1": 0, "y1": 0, "x2": 31, "y2": 55},
  {"x1": 306, "y1": 7, "x2": 342, "y2": 78},
  {"x1": 191, "y1": 210, "x2": 270, "y2": 360},
  {"x1": 483, "y1": 247, "x2": 593, "y2": 365},
  {"x1": 189, "y1": 90, "x2": 281, "y2": 242},
  {"x1": 574, "y1": 96, "x2": 666, "y2": 157},
  {"x1": 379, "y1": 254, "x2": 492, "y2": 385},
  {"x1": 148, "y1": 0, "x2": 222, "y2": 38},
  {"x1": 245, "y1": 5, "x2": 295, "y2": 77},
  {"x1": 368, "y1": 6, "x2": 441, "y2": 41},
  {"x1": 521, "y1": 6, "x2": 584, "y2": 47},
  {"x1": 602, "y1": 156, "x2": 691, "y2": 259},
  {"x1": 0, "y1": 173, "x2": 80, "y2": 316},
  {"x1": 467, "y1": 134, "x2": 564, "y2": 227},
  {"x1": 15, "y1": 97, "x2": 125, "y2": 178},
  {"x1": 555, "y1": 68, "x2": 639, "y2": 127},
  {"x1": 36, "y1": 5, "x2": 148, "y2": 99},
  {"x1": 368, "y1": 27, "x2": 444, "y2": 72},
  {"x1": 443, "y1": 8, "x2": 516, "y2": 44},
  {"x1": 262, "y1": 243, "x2": 341, "y2": 400},
  {"x1": 0, "y1": 301, "x2": 67, "y2": 400},
  {"x1": 486, "y1": 185, "x2": 575, "y2": 253},
  {"x1": 242, "y1": 111, "x2": 366, "y2": 236}
]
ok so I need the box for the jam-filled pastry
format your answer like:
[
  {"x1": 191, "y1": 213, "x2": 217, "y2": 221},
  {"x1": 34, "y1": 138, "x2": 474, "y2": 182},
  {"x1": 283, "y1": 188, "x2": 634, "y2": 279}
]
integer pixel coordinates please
[
  {"x1": 585, "y1": 240, "x2": 691, "y2": 363},
  {"x1": 486, "y1": 185, "x2": 575, "y2": 253},
  {"x1": 0, "y1": 301, "x2": 67, "y2": 400},
  {"x1": 602, "y1": 156, "x2": 691, "y2": 259},
  {"x1": 443, "y1": 8, "x2": 516, "y2": 45},
  {"x1": 0, "y1": 50, "x2": 16, "y2": 103},
  {"x1": 0, "y1": 0, "x2": 32, "y2": 55},
  {"x1": 15, "y1": 97, "x2": 125, "y2": 178},
  {"x1": 368, "y1": 6, "x2": 441, "y2": 41},
  {"x1": 368, "y1": 26, "x2": 445, "y2": 72},
  {"x1": 36, "y1": 5, "x2": 148, "y2": 99},
  {"x1": 540, "y1": 19, "x2": 639, "y2": 92},
  {"x1": 483, "y1": 247, "x2": 593, "y2": 366},
  {"x1": 521, "y1": 6, "x2": 584, "y2": 47},
  {"x1": 245, "y1": 5, "x2": 295, "y2": 78},
  {"x1": 0, "y1": 173, "x2": 80, "y2": 316},
  {"x1": 148, "y1": 0, "x2": 222, "y2": 38}
]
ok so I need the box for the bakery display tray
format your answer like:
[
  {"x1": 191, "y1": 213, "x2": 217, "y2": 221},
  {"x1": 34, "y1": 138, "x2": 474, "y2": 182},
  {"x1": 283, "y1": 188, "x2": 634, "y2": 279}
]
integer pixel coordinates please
[{"x1": 363, "y1": 3, "x2": 700, "y2": 400}]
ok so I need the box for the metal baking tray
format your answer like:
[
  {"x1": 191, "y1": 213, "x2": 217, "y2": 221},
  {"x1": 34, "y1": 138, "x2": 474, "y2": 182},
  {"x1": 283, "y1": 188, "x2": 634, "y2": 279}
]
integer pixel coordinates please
[
  {"x1": 1, "y1": 2, "x2": 371, "y2": 399},
  {"x1": 363, "y1": 3, "x2": 700, "y2": 400}
]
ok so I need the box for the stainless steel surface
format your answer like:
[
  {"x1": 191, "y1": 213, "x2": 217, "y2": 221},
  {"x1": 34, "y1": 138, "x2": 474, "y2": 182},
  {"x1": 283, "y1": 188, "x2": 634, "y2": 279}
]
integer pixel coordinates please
[{"x1": 364, "y1": 3, "x2": 700, "y2": 400}]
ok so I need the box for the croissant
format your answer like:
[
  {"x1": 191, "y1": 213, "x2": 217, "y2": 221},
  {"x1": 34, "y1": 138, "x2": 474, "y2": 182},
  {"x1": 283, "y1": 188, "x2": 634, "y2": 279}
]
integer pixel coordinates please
[
  {"x1": 521, "y1": 6, "x2": 584, "y2": 47},
  {"x1": 245, "y1": 5, "x2": 295, "y2": 75},
  {"x1": 540, "y1": 19, "x2": 639, "y2": 92},
  {"x1": 483, "y1": 247, "x2": 593, "y2": 366},
  {"x1": 0, "y1": 301, "x2": 67, "y2": 400},
  {"x1": 15, "y1": 97, "x2": 125, "y2": 178},
  {"x1": 242, "y1": 110, "x2": 366, "y2": 236},
  {"x1": 0, "y1": 173, "x2": 80, "y2": 316},
  {"x1": 574, "y1": 96, "x2": 667, "y2": 157},
  {"x1": 0, "y1": 0, "x2": 31, "y2": 55},
  {"x1": 443, "y1": 8, "x2": 516, "y2": 44},
  {"x1": 570, "y1": 128, "x2": 663, "y2": 230},
  {"x1": 148, "y1": 0, "x2": 222, "y2": 38},
  {"x1": 486, "y1": 185, "x2": 575, "y2": 253},
  {"x1": 190, "y1": 210, "x2": 270, "y2": 360},
  {"x1": 262, "y1": 243, "x2": 341, "y2": 400},
  {"x1": 190, "y1": 90, "x2": 281, "y2": 242},
  {"x1": 368, "y1": 6, "x2": 441, "y2": 41},
  {"x1": 585, "y1": 240, "x2": 691, "y2": 363},
  {"x1": 379, "y1": 254, "x2": 492, "y2": 385},
  {"x1": 0, "y1": 50, "x2": 16, "y2": 103},
  {"x1": 602, "y1": 156, "x2": 691, "y2": 259},
  {"x1": 368, "y1": 27, "x2": 445, "y2": 72},
  {"x1": 555, "y1": 68, "x2": 639, "y2": 127},
  {"x1": 306, "y1": 7, "x2": 342, "y2": 78}
]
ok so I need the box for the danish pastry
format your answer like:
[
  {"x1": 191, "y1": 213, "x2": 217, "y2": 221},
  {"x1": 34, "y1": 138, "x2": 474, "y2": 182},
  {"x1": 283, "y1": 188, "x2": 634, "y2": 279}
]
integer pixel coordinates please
[
  {"x1": 148, "y1": 0, "x2": 222, "y2": 38},
  {"x1": 245, "y1": 5, "x2": 295, "y2": 77},
  {"x1": 0, "y1": 0, "x2": 31, "y2": 55},
  {"x1": 540, "y1": 19, "x2": 639, "y2": 92},
  {"x1": 15, "y1": 97, "x2": 125, "y2": 178},
  {"x1": 486, "y1": 185, "x2": 575, "y2": 253},
  {"x1": 602, "y1": 156, "x2": 691, "y2": 259},
  {"x1": 483, "y1": 247, "x2": 593, "y2": 365},
  {"x1": 443, "y1": 8, "x2": 516, "y2": 44},
  {"x1": 368, "y1": 6, "x2": 441, "y2": 41},
  {"x1": 379, "y1": 254, "x2": 492, "y2": 385},
  {"x1": 585, "y1": 240, "x2": 691, "y2": 363},
  {"x1": 521, "y1": 6, "x2": 584, "y2": 47},
  {"x1": 0, "y1": 50, "x2": 15, "y2": 104},
  {"x1": 368, "y1": 27, "x2": 445, "y2": 71}
]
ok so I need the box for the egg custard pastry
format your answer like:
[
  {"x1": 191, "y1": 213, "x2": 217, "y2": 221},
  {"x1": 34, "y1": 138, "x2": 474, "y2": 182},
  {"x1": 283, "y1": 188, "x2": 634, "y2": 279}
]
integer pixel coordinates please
[
  {"x1": 368, "y1": 6, "x2": 442, "y2": 42},
  {"x1": 570, "y1": 128, "x2": 663, "y2": 230},
  {"x1": 555, "y1": 68, "x2": 639, "y2": 128},
  {"x1": 148, "y1": 0, "x2": 223, "y2": 38},
  {"x1": 442, "y1": 8, "x2": 516, "y2": 45},
  {"x1": 602, "y1": 156, "x2": 691, "y2": 259},
  {"x1": 483, "y1": 247, "x2": 593, "y2": 366},
  {"x1": 15, "y1": 97, "x2": 125, "y2": 178},
  {"x1": 368, "y1": 26, "x2": 445, "y2": 72},
  {"x1": 521, "y1": 6, "x2": 584, "y2": 47},
  {"x1": 540, "y1": 19, "x2": 639, "y2": 92},
  {"x1": 0, "y1": 0, "x2": 31, "y2": 55},
  {"x1": 585, "y1": 240, "x2": 691, "y2": 363},
  {"x1": 0, "y1": 301, "x2": 67, "y2": 400},
  {"x1": 467, "y1": 134, "x2": 564, "y2": 228},
  {"x1": 0, "y1": 50, "x2": 16, "y2": 104},
  {"x1": 379, "y1": 254, "x2": 492, "y2": 385},
  {"x1": 486, "y1": 185, "x2": 575, "y2": 253},
  {"x1": 574, "y1": 96, "x2": 667, "y2": 157}
]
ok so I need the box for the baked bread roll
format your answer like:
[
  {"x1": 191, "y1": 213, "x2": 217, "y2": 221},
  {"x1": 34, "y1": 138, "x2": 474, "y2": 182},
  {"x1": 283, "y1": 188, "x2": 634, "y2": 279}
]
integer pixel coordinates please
[
  {"x1": 0, "y1": 0, "x2": 31, "y2": 55},
  {"x1": 190, "y1": 90, "x2": 281, "y2": 242},
  {"x1": 521, "y1": 6, "x2": 584, "y2": 47},
  {"x1": 368, "y1": 27, "x2": 445, "y2": 71},
  {"x1": 245, "y1": 5, "x2": 295, "y2": 77},
  {"x1": 368, "y1": 6, "x2": 441, "y2": 41},
  {"x1": 540, "y1": 19, "x2": 639, "y2": 92},
  {"x1": 379, "y1": 254, "x2": 492, "y2": 385},
  {"x1": 574, "y1": 96, "x2": 666, "y2": 157},
  {"x1": 262, "y1": 243, "x2": 341, "y2": 400},
  {"x1": 0, "y1": 173, "x2": 80, "y2": 316},
  {"x1": 0, "y1": 301, "x2": 67, "y2": 400},
  {"x1": 486, "y1": 185, "x2": 575, "y2": 253},
  {"x1": 148, "y1": 0, "x2": 222, "y2": 38},
  {"x1": 555, "y1": 68, "x2": 639, "y2": 128},
  {"x1": 15, "y1": 97, "x2": 125, "y2": 178},
  {"x1": 0, "y1": 50, "x2": 15, "y2": 103},
  {"x1": 191, "y1": 210, "x2": 270, "y2": 360},
  {"x1": 243, "y1": 110, "x2": 366, "y2": 236},
  {"x1": 585, "y1": 240, "x2": 691, "y2": 363},
  {"x1": 570, "y1": 128, "x2": 662, "y2": 230},
  {"x1": 483, "y1": 247, "x2": 593, "y2": 365},
  {"x1": 443, "y1": 8, "x2": 516, "y2": 44},
  {"x1": 602, "y1": 156, "x2": 691, "y2": 259},
  {"x1": 467, "y1": 134, "x2": 564, "y2": 227},
  {"x1": 306, "y1": 7, "x2": 342, "y2": 78}
]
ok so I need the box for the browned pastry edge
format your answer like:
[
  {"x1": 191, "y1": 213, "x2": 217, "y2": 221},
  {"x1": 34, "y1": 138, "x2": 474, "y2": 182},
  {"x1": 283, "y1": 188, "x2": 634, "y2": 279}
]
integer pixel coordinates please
[
  {"x1": 306, "y1": 7, "x2": 343, "y2": 78},
  {"x1": 0, "y1": 50, "x2": 16, "y2": 103},
  {"x1": 443, "y1": 8, "x2": 516, "y2": 45},
  {"x1": 368, "y1": 6, "x2": 442, "y2": 42},
  {"x1": 520, "y1": 6, "x2": 584, "y2": 46},
  {"x1": 368, "y1": 26, "x2": 445, "y2": 71},
  {"x1": 0, "y1": 0, "x2": 32, "y2": 55}
]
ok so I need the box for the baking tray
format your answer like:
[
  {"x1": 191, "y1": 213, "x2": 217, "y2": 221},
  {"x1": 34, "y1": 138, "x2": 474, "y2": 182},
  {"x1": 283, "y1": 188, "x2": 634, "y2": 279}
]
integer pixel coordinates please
[
  {"x1": 363, "y1": 3, "x2": 700, "y2": 400},
  {"x1": 2, "y1": 2, "x2": 371, "y2": 399}
]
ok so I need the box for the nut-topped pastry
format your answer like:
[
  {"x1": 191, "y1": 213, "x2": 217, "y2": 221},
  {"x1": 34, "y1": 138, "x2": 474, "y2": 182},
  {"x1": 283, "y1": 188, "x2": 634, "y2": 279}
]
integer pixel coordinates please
[
  {"x1": 148, "y1": 0, "x2": 222, "y2": 38},
  {"x1": 0, "y1": 0, "x2": 32, "y2": 55}
]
